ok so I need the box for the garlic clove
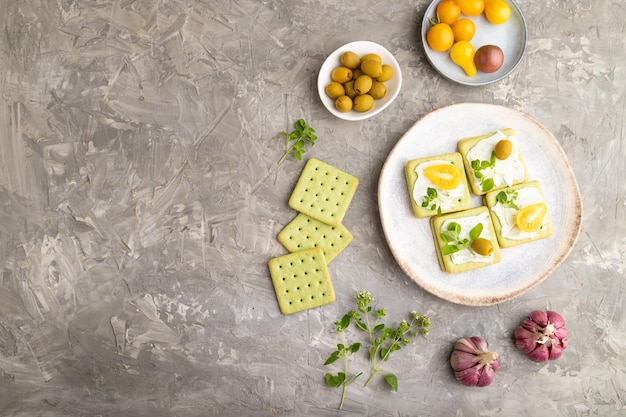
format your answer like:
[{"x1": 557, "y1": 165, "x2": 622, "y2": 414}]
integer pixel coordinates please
[
  {"x1": 528, "y1": 310, "x2": 549, "y2": 325},
  {"x1": 528, "y1": 343, "x2": 549, "y2": 362},
  {"x1": 454, "y1": 366, "x2": 483, "y2": 387},
  {"x1": 513, "y1": 326, "x2": 538, "y2": 353},
  {"x1": 548, "y1": 342, "x2": 564, "y2": 361},
  {"x1": 554, "y1": 326, "x2": 569, "y2": 341},
  {"x1": 450, "y1": 348, "x2": 481, "y2": 371},
  {"x1": 546, "y1": 311, "x2": 566, "y2": 328},
  {"x1": 476, "y1": 365, "x2": 497, "y2": 387}
]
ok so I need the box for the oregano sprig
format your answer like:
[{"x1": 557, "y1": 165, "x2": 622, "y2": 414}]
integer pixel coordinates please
[
  {"x1": 324, "y1": 291, "x2": 432, "y2": 408},
  {"x1": 324, "y1": 314, "x2": 362, "y2": 410},
  {"x1": 496, "y1": 189, "x2": 520, "y2": 210},
  {"x1": 470, "y1": 151, "x2": 496, "y2": 192},
  {"x1": 277, "y1": 119, "x2": 317, "y2": 164},
  {"x1": 421, "y1": 187, "x2": 443, "y2": 215},
  {"x1": 363, "y1": 311, "x2": 432, "y2": 390}
]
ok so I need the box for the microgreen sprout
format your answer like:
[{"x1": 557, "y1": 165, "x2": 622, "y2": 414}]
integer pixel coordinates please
[
  {"x1": 471, "y1": 151, "x2": 496, "y2": 192},
  {"x1": 441, "y1": 221, "x2": 484, "y2": 255},
  {"x1": 421, "y1": 187, "x2": 443, "y2": 215},
  {"x1": 278, "y1": 119, "x2": 317, "y2": 164},
  {"x1": 496, "y1": 189, "x2": 520, "y2": 210},
  {"x1": 324, "y1": 291, "x2": 432, "y2": 408}
]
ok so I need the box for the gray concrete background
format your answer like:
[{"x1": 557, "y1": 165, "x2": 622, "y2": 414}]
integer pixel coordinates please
[{"x1": 0, "y1": 0, "x2": 624, "y2": 416}]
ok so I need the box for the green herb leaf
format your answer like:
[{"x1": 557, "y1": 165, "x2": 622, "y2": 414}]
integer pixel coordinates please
[
  {"x1": 447, "y1": 222, "x2": 461, "y2": 234},
  {"x1": 469, "y1": 223, "x2": 483, "y2": 240},
  {"x1": 278, "y1": 119, "x2": 317, "y2": 164},
  {"x1": 482, "y1": 178, "x2": 495, "y2": 192},
  {"x1": 385, "y1": 374, "x2": 399, "y2": 392},
  {"x1": 442, "y1": 245, "x2": 459, "y2": 255},
  {"x1": 496, "y1": 190, "x2": 520, "y2": 209},
  {"x1": 471, "y1": 151, "x2": 497, "y2": 191},
  {"x1": 421, "y1": 187, "x2": 442, "y2": 213},
  {"x1": 324, "y1": 353, "x2": 340, "y2": 366}
]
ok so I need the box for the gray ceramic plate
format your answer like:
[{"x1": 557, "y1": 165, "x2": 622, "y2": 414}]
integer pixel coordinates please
[
  {"x1": 421, "y1": 0, "x2": 527, "y2": 86},
  {"x1": 378, "y1": 103, "x2": 582, "y2": 306}
]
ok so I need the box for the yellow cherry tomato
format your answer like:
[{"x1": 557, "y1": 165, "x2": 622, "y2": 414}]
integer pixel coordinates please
[
  {"x1": 515, "y1": 203, "x2": 547, "y2": 232},
  {"x1": 426, "y1": 23, "x2": 455, "y2": 52},
  {"x1": 484, "y1": 0, "x2": 511, "y2": 24},
  {"x1": 450, "y1": 40, "x2": 477, "y2": 76},
  {"x1": 456, "y1": 0, "x2": 485, "y2": 16},
  {"x1": 437, "y1": 0, "x2": 461, "y2": 25},
  {"x1": 451, "y1": 18, "x2": 476, "y2": 42},
  {"x1": 424, "y1": 164, "x2": 462, "y2": 189}
]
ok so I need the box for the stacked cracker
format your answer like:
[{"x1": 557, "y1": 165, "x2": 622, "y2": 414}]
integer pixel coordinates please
[
  {"x1": 268, "y1": 158, "x2": 359, "y2": 314},
  {"x1": 405, "y1": 128, "x2": 553, "y2": 274}
]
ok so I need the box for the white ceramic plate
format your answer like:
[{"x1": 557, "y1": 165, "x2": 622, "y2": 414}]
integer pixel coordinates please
[
  {"x1": 378, "y1": 103, "x2": 582, "y2": 306},
  {"x1": 317, "y1": 41, "x2": 402, "y2": 121},
  {"x1": 421, "y1": 0, "x2": 527, "y2": 86}
]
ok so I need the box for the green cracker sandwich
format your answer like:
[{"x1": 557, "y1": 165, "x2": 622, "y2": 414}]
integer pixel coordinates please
[
  {"x1": 267, "y1": 248, "x2": 336, "y2": 315},
  {"x1": 457, "y1": 128, "x2": 528, "y2": 196},
  {"x1": 430, "y1": 206, "x2": 502, "y2": 274},
  {"x1": 288, "y1": 158, "x2": 359, "y2": 227},
  {"x1": 277, "y1": 213, "x2": 353, "y2": 263},
  {"x1": 404, "y1": 152, "x2": 471, "y2": 218},
  {"x1": 484, "y1": 180, "x2": 553, "y2": 248}
]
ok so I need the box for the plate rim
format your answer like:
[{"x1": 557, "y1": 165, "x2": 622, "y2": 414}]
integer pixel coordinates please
[
  {"x1": 316, "y1": 40, "x2": 403, "y2": 121},
  {"x1": 377, "y1": 103, "x2": 583, "y2": 306},
  {"x1": 420, "y1": 0, "x2": 529, "y2": 86}
]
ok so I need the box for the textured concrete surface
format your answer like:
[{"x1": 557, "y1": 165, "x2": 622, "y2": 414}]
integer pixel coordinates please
[{"x1": 0, "y1": 0, "x2": 624, "y2": 416}]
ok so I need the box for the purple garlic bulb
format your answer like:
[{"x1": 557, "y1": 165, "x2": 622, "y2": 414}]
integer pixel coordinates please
[
  {"x1": 450, "y1": 336, "x2": 501, "y2": 387},
  {"x1": 514, "y1": 310, "x2": 568, "y2": 362}
]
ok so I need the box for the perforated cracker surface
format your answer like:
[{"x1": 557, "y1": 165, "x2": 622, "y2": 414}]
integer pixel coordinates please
[
  {"x1": 288, "y1": 158, "x2": 359, "y2": 227},
  {"x1": 268, "y1": 248, "x2": 336, "y2": 315},
  {"x1": 277, "y1": 213, "x2": 353, "y2": 263}
]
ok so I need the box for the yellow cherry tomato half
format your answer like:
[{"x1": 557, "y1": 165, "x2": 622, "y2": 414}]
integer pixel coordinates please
[
  {"x1": 515, "y1": 203, "x2": 547, "y2": 232},
  {"x1": 484, "y1": 0, "x2": 511, "y2": 24},
  {"x1": 426, "y1": 23, "x2": 455, "y2": 52},
  {"x1": 424, "y1": 164, "x2": 462, "y2": 189},
  {"x1": 437, "y1": 0, "x2": 461, "y2": 25},
  {"x1": 456, "y1": 0, "x2": 485, "y2": 16}
]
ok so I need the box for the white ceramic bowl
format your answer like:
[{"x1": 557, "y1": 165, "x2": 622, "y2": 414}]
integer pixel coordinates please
[
  {"x1": 317, "y1": 41, "x2": 402, "y2": 121},
  {"x1": 421, "y1": 0, "x2": 528, "y2": 86}
]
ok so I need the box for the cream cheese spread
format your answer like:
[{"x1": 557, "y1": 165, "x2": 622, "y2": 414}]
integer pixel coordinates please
[
  {"x1": 492, "y1": 187, "x2": 548, "y2": 240},
  {"x1": 466, "y1": 130, "x2": 525, "y2": 190},
  {"x1": 441, "y1": 211, "x2": 494, "y2": 265},
  {"x1": 413, "y1": 160, "x2": 465, "y2": 211}
]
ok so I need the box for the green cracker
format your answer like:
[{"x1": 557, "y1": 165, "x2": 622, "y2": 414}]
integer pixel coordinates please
[
  {"x1": 404, "y1": 152, "x2": 471, "y2": 218},
  {"x1": 277, "y1": 213, "x2": 353, "y2": 263},
  {"x1": 483, "y1": 180, "x2": 553, "y2": 248},
  {"x1": 268, "y1": 248, "x2": 336, "y2": 315},
  {"x1": 457, "y1": 128, "x2": 528, "y2": 196},
  {"x1": 430, "y1": 206, "x2": 502, "y2": 274},
  {"x1": 288, "y1": 158, "x2": 359, "y2": 227}
]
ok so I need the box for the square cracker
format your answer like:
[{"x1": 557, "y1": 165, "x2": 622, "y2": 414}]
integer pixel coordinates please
[
  {"x1": 278, "y1": 213, "x2": 353, "y2": 263},
  {"x1": 288, "y1": 158, "x2": 359, "y2": 227},
  {"x1": 268, "y1": 248, "x2": 336, "y2": 315},
  {"x1": 483, "y1": 180, "x2": 553, "y2": 248},
  {"x1": 404, "y1": 152, "x2": 471, "y2": 218},
  {"x1": 457, "y1": 128, "x2": 528, "y2": 196},
  {"x1": 430, "y1": 206, "x2": 502, "y2": 274}
]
